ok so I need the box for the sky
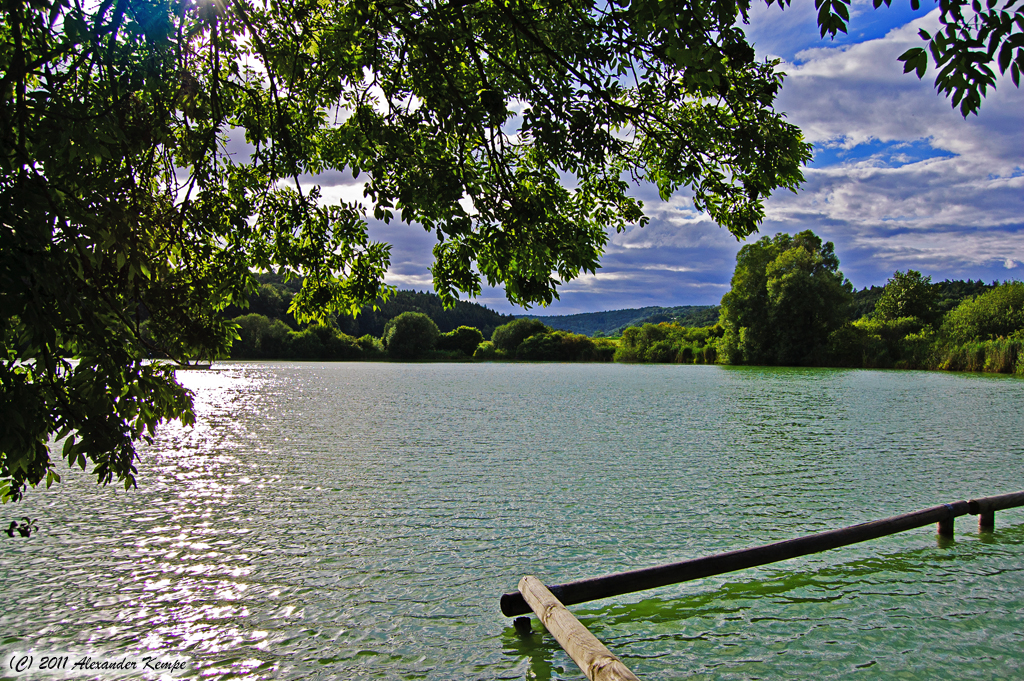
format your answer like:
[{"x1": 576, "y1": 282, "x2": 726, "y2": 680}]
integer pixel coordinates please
[{"x1": 322, "y1": 0, "x2": 1024, "y2": 315}]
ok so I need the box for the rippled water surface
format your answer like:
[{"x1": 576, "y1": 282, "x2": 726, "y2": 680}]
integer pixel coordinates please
[{"x1": 2, "y1": 363, "x2": 1023, "y2": 679}]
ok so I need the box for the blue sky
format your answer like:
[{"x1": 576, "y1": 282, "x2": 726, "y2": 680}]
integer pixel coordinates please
[{"x1": 330, "y1": 1, "x2": 1024, "y2": 314}]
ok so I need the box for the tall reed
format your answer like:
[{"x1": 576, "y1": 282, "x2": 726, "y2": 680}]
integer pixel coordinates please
[{"x1": 934, "y1": 338, "x2": 1022, "y2": 374}]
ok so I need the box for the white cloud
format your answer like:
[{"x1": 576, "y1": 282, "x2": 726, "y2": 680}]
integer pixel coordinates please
[
  {"x1": 766, "y1": 160, "x2": 1024, "y2": 229},
  {"x1": 775, "y1": 11, "x2": 1022, "y2": 165},
  {"x1": 750, "y1": 8, "x2": 1024, "y2": 288},
  {"x1": 315, "y1": 180, "x2": 369, "y2": 207},
  {"x1": 639, "y1": 264, "x2": 700, "y2": 273}
]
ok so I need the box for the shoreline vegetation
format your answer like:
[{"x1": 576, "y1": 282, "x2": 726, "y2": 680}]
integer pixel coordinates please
[{"x1": 221, "y1": 231, "x2": 1023, "y2": 378}]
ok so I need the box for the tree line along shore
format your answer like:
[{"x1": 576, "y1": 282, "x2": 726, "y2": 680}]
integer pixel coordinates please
[{"x1": 222, "y1": 231, "x2": 1023, "y2": 377}]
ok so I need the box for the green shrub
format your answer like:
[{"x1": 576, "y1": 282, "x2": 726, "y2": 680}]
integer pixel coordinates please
[
  {"x1": 851, "y1": 316, "x2": 928, "y2": 368},
  {"x1": 284, "y1": 327, "x2": 323, "y2": 359},
  {"x1": 860, "y1": 334, "x2": 892, "y2": 368},
  {"x1": 320, "y1": 326, "x2": 363, "y2": 360},
  {"x1": 615, "y1": 326, "x2": 643, "y2": 362},
  {"x1": 826, "y1": 324, "x2": 864, "y2": 367},
  {"x1": 857, "y1": 316, "x2": 927, "y2": 342},
  {"x1": 491, "y1": 318, "x2": 550, "y2": 354},
  {"x1": 473, "y1": 341, "x2": 502, "y2": 360},
  {"x1": 613, "y1": 343, "x2": 639, "y2": 363},
  {"x1": 592, "y1": 338, "x2": 617, "y2": 362},
  {"x1": 437, "y1": 325, "x2": 485, "y2": 356},
  {"x1": 615, "y1": 322, "x2": 722, "y2": 363},
  {"x1": 558, "y1": 332, "x2": 598, "y2": 361},
  {"x1": 516, "y1": 331, "x2": 599, "y2": 361},
  {"x1": 941, "y1": 282, "x2": 1024, "y2": 343},
  {"x1": 896, "y1": 328, "x2": 937, "y2": 369},
  {"x1": 936, "y1": 338, "x2": 1023, "y2": 374},
  {"x1": 718, "y1": 325, "x2": 742, "y2": 364},
  {"x1": 699, "y1": 343, "x2": 718, "y2": 364},
  {"x1": 357, "y1": 334, "x2": 384, "y2": 357},
  {"x1": 232, "y1": 315, "x2": 368, "y2": 360},
  {"x1": 645, "y1": 339, "x2": 676, "y2": 363},
  {"x1": 231, "y1": 313, "x2": 292, "y2": 358},
  {"x1": 982, "y1": 338, "x2": 1020, "y2": 373},
  {"x1": 383, "y1": 311, "x2": 440, "y2": 359},
  {"x1": 282, "y1": 324, "x2": 363, "y2": 360},
  {"x1": 515, "y1": 332, "x2": 563, "y2": 361}
]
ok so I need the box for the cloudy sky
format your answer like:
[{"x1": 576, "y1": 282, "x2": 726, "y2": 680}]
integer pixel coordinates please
[{"x1": 324, "y1": 0, "x2": 1024, "y2": 315}]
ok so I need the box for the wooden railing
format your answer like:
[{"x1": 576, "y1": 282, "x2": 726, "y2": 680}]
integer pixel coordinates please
[
  {"x1": 517, "y1": 576, "x2": 640, "y2": 681},
  {"x1": 504, "y1": 491, "x2": 1024, "y2": 680}
]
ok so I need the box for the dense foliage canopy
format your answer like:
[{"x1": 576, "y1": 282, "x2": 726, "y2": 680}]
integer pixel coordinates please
[
  {"x1": 719, "y1": 231, "x2": 853, "y2": 365},
  {"x1": 383, "y1": 311, "x2": 441, "y2": 359},
  {"x1": 491, "y1": 318, "x2": 551, "y2": 354},
  {"x1": 436, "y1": 325, "x2": 485, "y2": 357},
  {"x1": 941, "y1": 282, "x2": 1024, "y2": 344},
  {"x1": 515, "y1": 329, "x2": 615, "y2": 361},
  {"x1": 875, "y1": 270, "x2": 937, "y2": 324},
  {"x1": 614, "y1": 322, "x2": 721, "y2": 362}
]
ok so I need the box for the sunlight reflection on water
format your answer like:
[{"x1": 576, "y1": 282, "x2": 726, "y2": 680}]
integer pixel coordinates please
[{"x1": 1, "y1": 363, "x2": 1023, "y2": 679}]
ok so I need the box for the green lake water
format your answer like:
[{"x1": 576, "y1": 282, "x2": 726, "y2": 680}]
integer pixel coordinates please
[{"x1": 2, "y1": 363, "x2": 1023, "y2": 679}]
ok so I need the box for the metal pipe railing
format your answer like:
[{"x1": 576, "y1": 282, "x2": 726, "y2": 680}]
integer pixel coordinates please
[{"x1": 501, "y1": 491, "x2": 1023, "y2": 618}]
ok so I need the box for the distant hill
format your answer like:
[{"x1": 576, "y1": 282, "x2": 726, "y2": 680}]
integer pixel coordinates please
[{"x1": 519, "y1": 305, "x2": 720, "y2": 336}]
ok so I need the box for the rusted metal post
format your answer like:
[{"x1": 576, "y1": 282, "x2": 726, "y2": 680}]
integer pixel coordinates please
[
  {"x1": 938, "y1": 503, "x2": 956, "y2": 538},
  {"x1": 979, "y1": 512, "x2": 995, "y2": 531},
  {"x1": 968, "y1": 491, "x2": 1024, "y2": 531}
]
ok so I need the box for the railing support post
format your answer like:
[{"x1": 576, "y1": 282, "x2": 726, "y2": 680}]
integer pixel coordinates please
[
  {"x1": 969, "y1": 491, "x2": 1024, "y2": 532},
  {"x1": 979, "y1": 511, "x2": 995, "y2": 532}
]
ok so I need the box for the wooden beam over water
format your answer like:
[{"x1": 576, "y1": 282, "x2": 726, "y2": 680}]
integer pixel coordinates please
[{"x1": 518, "y1": 576, "x2": 640, "y2": 681}]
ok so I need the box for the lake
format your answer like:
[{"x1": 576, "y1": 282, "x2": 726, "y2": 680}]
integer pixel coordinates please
[{"x1": 2, "y1": 363, "x2": 1023, "y2": 679}]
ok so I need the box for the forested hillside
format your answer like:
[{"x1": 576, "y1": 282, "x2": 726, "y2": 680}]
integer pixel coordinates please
[
  {"x1": 339, "y1": 290, "x2": 514, "y2": 338},
  {"x1": 227, "y1": 277, "x2": 514, "y2": 338},
  {"x1": 521, "y1": 305, "x2": 719, "y2": 336}
]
